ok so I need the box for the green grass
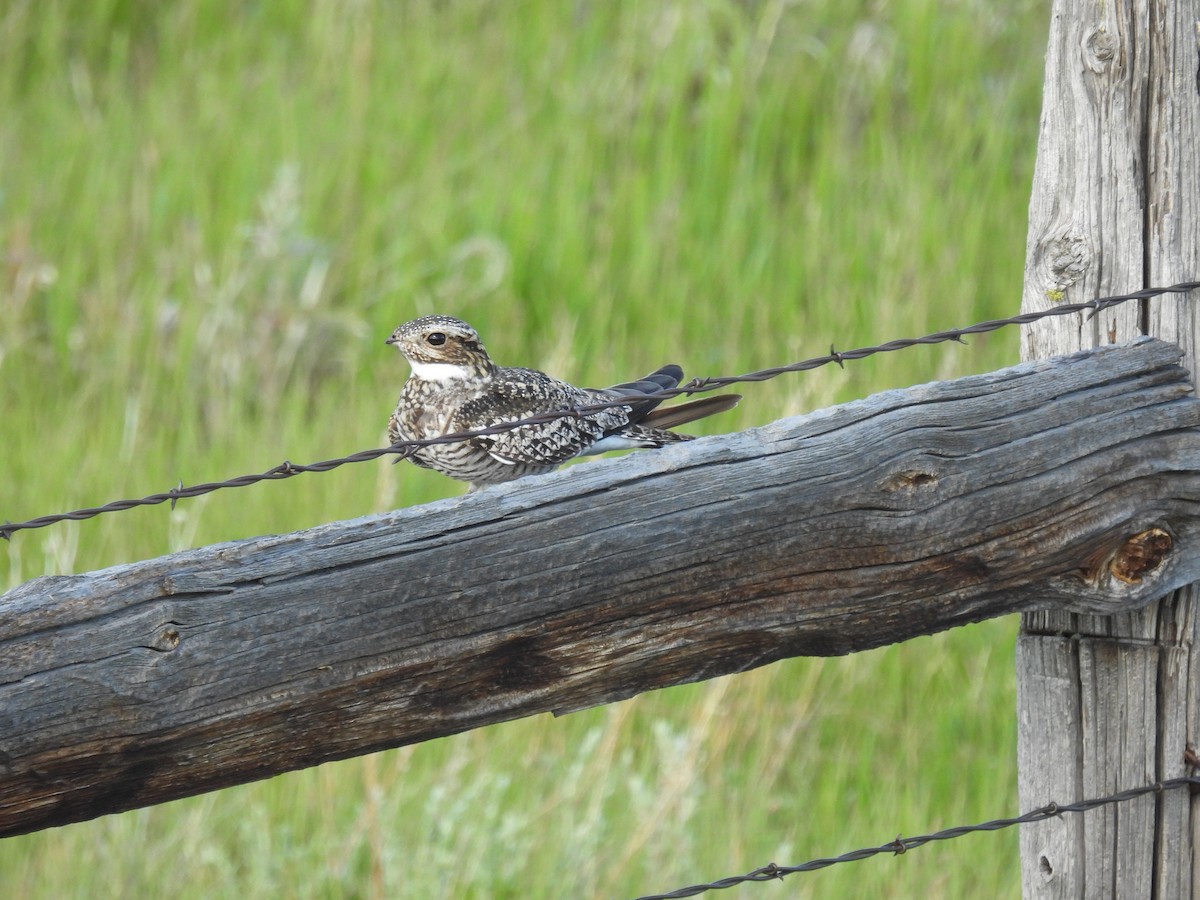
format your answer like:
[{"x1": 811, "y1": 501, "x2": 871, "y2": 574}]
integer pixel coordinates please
[{"x1": 1, "y1": 0, "x2": 1048, "y2": 896}]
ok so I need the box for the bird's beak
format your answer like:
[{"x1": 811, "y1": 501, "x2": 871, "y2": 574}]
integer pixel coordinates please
[{"x1": 385, "y1": 335, "x2": 399, "y2": 346}]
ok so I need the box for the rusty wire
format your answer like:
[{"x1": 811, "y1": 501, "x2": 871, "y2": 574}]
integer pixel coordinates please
[
  {"x1": 3, "y1": 281, "x2": 1198, "y2": 541},
  {"x1": 633, "y1": 775, "x2": 1200, "y2": 899}
]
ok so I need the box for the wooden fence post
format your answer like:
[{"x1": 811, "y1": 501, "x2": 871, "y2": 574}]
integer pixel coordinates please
[{"x1": 1017, "y1": 0, "x2": 1200, "y2": 895}]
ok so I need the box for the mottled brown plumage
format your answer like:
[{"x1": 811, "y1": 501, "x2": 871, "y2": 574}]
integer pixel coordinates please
[{"x1": 385, "y1": 315, "x2": 739, "y2": 490}]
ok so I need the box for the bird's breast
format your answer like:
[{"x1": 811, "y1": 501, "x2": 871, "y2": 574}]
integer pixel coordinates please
[{"x1": 399, "y1": 377, "x2": 484, "y2": 438}]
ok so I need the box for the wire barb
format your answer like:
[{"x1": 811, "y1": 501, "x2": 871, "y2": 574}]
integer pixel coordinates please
[{"x1": 3, "y1": 282, "x2": 1199, "y2": 539}]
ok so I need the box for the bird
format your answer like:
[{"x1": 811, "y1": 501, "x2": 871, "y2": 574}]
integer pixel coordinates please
[{"x1": 385, "y1": 315, "x2": 740, "y2": 490}]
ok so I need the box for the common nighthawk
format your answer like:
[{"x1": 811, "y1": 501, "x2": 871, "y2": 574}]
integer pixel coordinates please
[{"x1": 386, "y1": 315, "x2": 740, "y2": 490}]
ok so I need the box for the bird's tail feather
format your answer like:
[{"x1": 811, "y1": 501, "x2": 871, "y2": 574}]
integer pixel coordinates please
[{"x1": 639, "y1": 394, "x2": 741, "y2": 430}]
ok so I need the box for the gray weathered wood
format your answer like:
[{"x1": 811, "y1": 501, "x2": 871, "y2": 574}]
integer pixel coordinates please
[
  {"x1": 4, "y1": 339, "x2": 1200, "y2": 839},
  {"x1": 1017, "y1": 0, "x2": 1200, "y2": 896}
]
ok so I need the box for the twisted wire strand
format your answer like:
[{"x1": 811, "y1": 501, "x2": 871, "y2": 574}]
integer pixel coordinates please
[
  {"x1": 634, "y1": 776, "x2": 1200, "y2": 899},
  {"x1": 3, "y1": 281, "x2": 1198, "y2": 540}
]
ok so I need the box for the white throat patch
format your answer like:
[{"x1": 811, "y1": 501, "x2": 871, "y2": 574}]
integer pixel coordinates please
[{"x1": 408, "y1": 360, "x2": 476, "y2": 383}]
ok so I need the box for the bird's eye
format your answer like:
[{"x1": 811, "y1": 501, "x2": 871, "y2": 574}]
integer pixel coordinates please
[{"x1": 426, "y1": 332, "x2": 447, "y2": 346}]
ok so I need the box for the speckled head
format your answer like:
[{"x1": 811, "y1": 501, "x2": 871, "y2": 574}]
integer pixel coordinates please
[{"x1": 385, "y1": 315, "x2": 495, "y2": 381}]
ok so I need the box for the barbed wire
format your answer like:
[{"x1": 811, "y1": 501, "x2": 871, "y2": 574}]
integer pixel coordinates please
[
  {"x1": 633, "y1": 775, "x2": 1200, "y2": 899},
  {"x1": 3, "y1": 281, "x2": 1198, "y2": 541}
]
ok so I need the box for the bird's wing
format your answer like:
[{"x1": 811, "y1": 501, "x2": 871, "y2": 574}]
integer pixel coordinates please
[{"x1": 454, "y1": 369, "x2": 632, "y2": 466}]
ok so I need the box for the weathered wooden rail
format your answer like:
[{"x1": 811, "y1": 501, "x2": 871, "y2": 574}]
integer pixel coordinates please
[{"x1": 3, "y1": 337, "x2": 1200, "y2": 838}]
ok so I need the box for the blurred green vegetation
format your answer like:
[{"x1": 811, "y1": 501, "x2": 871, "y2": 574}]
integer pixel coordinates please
[{"x1": 1, "y1": 0, "x2": 1047, "y2": 896}]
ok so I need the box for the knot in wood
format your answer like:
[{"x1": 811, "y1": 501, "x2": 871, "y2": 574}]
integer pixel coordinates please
[
  {"x1": 144, "y1": 625, "x2": 182, "y2": 652},
  {"x1": 1045, "y1": 233, "x2": 1089, "y2": 283},
  {"x1": 1110, "y1": 528, "x2": 1172, "y2": 585},
  {"x1": 883, "y1": 469, "x2": 939, "y2": 492},
  {"x1": 1083, "y1": 28, "x2": 1118, "y2": 71}
]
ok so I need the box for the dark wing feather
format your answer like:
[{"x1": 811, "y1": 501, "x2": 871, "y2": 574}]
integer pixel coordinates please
[
  {"x1": 606, "y1": 365, "x2": 740, "y2": 432},
  {"x1": 603, "y1": 364, "x2": 684, "y2": 423}
]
